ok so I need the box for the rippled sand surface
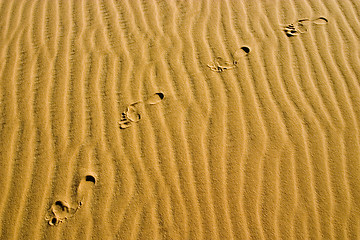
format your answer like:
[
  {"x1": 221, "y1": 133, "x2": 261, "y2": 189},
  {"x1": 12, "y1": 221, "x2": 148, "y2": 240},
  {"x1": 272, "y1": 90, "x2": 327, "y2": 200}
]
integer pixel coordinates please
[{"x1": 1, "y1": 0, "x2": 360, "y2": 239}]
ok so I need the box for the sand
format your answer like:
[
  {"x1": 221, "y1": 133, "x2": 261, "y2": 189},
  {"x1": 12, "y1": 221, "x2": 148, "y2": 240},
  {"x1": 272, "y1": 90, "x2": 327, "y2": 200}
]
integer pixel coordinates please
[{"x1": 0, "y1": 0, "x2": 360, "y2": 239}]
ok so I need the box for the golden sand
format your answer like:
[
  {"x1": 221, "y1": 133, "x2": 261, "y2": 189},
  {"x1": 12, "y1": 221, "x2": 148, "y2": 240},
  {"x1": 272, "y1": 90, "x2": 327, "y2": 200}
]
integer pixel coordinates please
[{"x1": 0, "y1": 0, "x2": 360, "y2": 239}]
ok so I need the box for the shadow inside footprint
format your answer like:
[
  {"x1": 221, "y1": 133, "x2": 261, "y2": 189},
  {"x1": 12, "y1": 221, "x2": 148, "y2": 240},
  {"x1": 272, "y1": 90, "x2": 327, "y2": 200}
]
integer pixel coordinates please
[
  {"x1": 54, "y1": 201, "x2": 69, "y2": 212},
  {"x1": 49, "y1": 217, "x2": 58, "y2": 226},
  {"x1": 85, "y1": 175, "x2": 96, "y2": 184},
  {"x1": 157, "y1": 92, "x2": 165, "y2": 99},
  {"x1": 312, "y1": 17, "x2": 328, "y2": 25},
  {"x1": 240, "y1": 46, "x2": 250, "y2": 54},
  {"x1": 283, "y1": 23, "x2": 302, "y2": 37}
]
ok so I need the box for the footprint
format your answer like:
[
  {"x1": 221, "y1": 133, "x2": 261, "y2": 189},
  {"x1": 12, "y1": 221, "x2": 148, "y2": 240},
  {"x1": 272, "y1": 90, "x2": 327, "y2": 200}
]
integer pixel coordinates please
[
  {"x1": 283, "y1": 17, "x2": 327, "y2": 37},
  {"x1": 207, "y1": 57, "x2": 235, "y2": 72},
  {"x1": 283, "y1": 19, "x2": 310, "y2": 37},
  {"x1": 145, "y1": 92, "x2": 165, "y2": 105},
  {"x1": 76, "y1": 174, "x2": 96, "y2": 206},
  {"x1": 208, "y1": 47, "x2": 250, "y2": 72},
  {"x1": 46, "y1": 174, "x2": 96, "y2": 226},
  {"x1": 119, "y1": 92, "x2": 165, "y2": 129},
  {"x1": 119, "y1": 102, "x2": 144, "y2": 129},
  {"x1": 45, "y1": 200, "x2": 79, "y2": 226},
  {"x1": 233, "y1": 46, "x2": 251, "y2": 65}
]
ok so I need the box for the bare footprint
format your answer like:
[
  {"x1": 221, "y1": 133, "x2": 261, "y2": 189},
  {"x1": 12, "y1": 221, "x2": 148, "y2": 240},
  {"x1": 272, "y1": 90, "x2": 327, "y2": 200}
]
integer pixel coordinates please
[
  {"x1": 46, "y1": 174, "x2": 96, "y2": 226},
  {"x1": 283, "y1": 24, "x2": 299, "y2": 37},
  {"x1": 207, "y1": 57, "x2": 235, "y2": 72},
  {"x1": 208, "y1": 46, "x2": 250, "y2": 72},
  {"x1": 76, "y1": 174, "x2": 96, "y2": 207},
  {"x1": 233, "y1": 46, "x2": 251, "y2": 65},
  {"x1": 119, "y1": 92, "x2": 164, "y2": 129},
  {"x1": 283, "y1": 17, "x2": 327, "y2": 37},
  {"x1": 145, "y1": 92, "x2": 165, "y2": 105},
  {"x1": 45, "y1": 200, "x2": 79, "y2": 226},
  {"x1": 119, "y1": 103, "x2": 142, "y2": 129},
  {"x1": 283, "y1": 19, "x2": 310, "y2": 37}
]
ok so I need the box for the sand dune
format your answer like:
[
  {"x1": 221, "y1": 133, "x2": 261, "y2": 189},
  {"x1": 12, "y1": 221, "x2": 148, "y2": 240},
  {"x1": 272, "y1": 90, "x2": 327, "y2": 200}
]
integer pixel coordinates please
[{"x1": 1, "y1": 0, "x2": 360, "y2": 239}]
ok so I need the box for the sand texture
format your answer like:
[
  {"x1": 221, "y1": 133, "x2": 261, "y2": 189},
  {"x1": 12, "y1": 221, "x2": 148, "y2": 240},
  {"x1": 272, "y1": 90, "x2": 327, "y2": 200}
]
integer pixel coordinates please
[{"x1": 1, "y1": 0, "x2": 360, "y2": 239}]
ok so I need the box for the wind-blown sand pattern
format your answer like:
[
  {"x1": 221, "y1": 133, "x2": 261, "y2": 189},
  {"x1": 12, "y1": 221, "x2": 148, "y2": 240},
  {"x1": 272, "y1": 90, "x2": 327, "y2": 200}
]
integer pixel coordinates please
[{"x1": 1, "y1": 0, "x2": 360, "y2": 239}]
